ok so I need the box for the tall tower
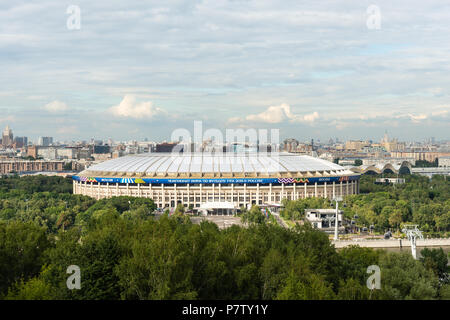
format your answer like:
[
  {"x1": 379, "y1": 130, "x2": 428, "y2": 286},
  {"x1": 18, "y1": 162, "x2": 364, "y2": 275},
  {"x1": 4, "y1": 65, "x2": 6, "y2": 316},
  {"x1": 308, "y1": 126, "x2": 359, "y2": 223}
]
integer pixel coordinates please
[
  {"x1": 2, "y1": 125, "x2": 13, "y2": 147},
  {"x1": 382, "y1": 130, "x2": 389, "y2": 143}
]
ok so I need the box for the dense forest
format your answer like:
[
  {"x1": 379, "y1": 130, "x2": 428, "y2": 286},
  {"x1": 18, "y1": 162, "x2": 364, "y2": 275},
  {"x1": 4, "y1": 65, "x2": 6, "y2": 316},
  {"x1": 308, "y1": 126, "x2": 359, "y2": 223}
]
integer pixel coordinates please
[{"x1": 0, "y1": 174, "x2": 449, "y2": 300}]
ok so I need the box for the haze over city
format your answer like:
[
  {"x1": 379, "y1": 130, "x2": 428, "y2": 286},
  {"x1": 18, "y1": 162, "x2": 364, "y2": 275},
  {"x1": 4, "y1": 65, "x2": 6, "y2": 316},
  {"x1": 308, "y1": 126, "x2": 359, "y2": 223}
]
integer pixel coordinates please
[{"x1": 1, "y1": 0, "x2": 449, "y2": 141}]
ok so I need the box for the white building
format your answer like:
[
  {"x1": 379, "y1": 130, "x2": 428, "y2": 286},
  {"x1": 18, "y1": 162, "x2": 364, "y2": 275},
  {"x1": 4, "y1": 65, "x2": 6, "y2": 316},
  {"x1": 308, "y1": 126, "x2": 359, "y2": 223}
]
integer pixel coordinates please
[
  {"x1": 37, "y1": 147, "x2": 76, "y2": 160},
  {"x1": 305, "y1": 208, "x2": 345, "y2": 234},
  {"x1": 438, "y1": 156, "x2": 450, "y2": 167}
]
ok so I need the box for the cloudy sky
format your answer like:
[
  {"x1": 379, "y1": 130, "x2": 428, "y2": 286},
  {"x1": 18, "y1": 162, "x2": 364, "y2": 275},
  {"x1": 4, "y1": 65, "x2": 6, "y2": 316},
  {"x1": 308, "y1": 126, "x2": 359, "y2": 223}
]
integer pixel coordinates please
[{"x1": 1, "y1": 0, "x2": 449, "y2": 143}]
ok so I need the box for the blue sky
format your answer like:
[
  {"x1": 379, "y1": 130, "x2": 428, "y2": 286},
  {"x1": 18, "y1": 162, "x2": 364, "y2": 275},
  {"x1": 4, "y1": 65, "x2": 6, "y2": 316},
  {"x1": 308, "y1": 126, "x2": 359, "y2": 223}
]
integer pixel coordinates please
[{"x1": 1, "y1": 0, "x2": 449, "y2": 142}]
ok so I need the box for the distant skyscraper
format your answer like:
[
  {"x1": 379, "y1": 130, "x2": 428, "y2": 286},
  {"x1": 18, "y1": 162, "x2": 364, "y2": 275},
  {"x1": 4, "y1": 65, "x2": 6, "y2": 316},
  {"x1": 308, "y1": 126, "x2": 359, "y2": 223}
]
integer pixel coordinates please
[
  {"x1": 2, "y1": 125, "x2": 13, "y2": 147},
  {"x1": 14, "y1": 136, "x2": 28, "y2": 148},
  {"x1": 38, "y1": 136, "x2": 53, "y2": 146}
]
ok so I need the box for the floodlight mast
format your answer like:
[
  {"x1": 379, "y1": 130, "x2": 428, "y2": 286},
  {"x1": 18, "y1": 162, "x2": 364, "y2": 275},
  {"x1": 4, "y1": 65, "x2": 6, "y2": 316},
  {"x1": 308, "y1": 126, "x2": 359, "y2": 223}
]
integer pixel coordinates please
[{"x1": 401, "y1": 225, "x2": 423, "y2": 260}]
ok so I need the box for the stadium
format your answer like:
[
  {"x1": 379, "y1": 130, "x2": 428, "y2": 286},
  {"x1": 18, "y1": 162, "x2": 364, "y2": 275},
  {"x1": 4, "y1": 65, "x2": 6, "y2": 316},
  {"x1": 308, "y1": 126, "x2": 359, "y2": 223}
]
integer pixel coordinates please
[{"x1": 73, "y1": 152, "x2": 360, "y2": 213}]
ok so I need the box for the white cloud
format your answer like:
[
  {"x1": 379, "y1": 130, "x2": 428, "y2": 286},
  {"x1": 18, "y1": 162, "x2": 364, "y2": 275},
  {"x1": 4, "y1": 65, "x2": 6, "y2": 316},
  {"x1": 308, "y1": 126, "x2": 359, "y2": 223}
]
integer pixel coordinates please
[
  {"x1": 408, "y1": 113, "x2": 428, "y2": 123},
  {"x1": 302, "y1": 111, "x2": 319, "y2": 123},
  {"x1": 44, "y1": 100, "x2": 69, "y2": 112},
  {"x1": 108, "y1": 95, "x2": 167, "y2": 119},
  {"x1": 230, "y1": 103, "x2": 319, "y2": 124},
  {"x1": 431, "y1": 107, "x2": 449, "y2": 117},
  {"x1": 246, "y1": 103, "x2": 294, "y2": 123}
]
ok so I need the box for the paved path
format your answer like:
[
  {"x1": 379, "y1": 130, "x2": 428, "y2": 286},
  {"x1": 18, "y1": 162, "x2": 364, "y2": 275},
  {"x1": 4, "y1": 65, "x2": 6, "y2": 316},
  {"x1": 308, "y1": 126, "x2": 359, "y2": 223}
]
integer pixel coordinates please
[{"x1": 272, "y1": 213, "x2": 289, "y2": 229}]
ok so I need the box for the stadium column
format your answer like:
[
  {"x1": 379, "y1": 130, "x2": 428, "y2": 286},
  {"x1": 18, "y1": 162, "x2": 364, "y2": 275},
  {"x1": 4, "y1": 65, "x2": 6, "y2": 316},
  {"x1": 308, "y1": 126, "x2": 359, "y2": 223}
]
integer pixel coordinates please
[
  {"x1": 97, "y1": 182, "x2": 100, "y2": 199},
  {"x1": 231, "y1": 183, "x2": 234, "y2": 204},
  {"x1": 90, "y1": 181, "x2": 93, "y2": 197},
  {"x1": 162, "y1": 184, "x2": 165, "y2": 208},
  {"x1": 212, "y1": 183, "x2": 215, "y2": 202},
  {"x1": 194, "y1": 190, "x2": 197, "y2": 208},
  {"x1": 281, "y1": 183, "x2": 285, "y2": 201},
  {"x1": 174, "y1": 184, "x2": 177, "y2": 206},
  {"x1": 138, "y1": 182, "x2": 141, "y2": 197},
  {"x1": 314, "y1": 182, "x2": 318, "y2": 197},
  {"x1": 187, "y1": 184, "x2": 190, "y2": 207},
  {"x1": 149, "y1": 183, "x2": 153, "y2": 201},
  {"x1": 324, "y1": 182, "x2": 327, "y2": 198},
  {"x1": 293, "y1": 183, "x2": 296, "y2": 200},
  {"x1": 244, "y1": 183, "x2": 247, "y2": 205},
  {"x1": 257, "y1": 183, "x2": 260, "y2": 204},
  {"x1": 116, "y1": 182, "x2": 119, "y2": 197},
  {"x1": 269, "y1": 183, "x2": 272, "y2": 203},
  {"x1": 219, "y1": 183, "x2": 221, "y2": 202},
  {"x1": 332, "y1": 181, "x2": 336, "y2": 199},
  {"x1": 346, "y1": 180, "x2": 349, "y2": 195},
  {"x1": 340, "y1": 181, "x2": 343, "y2": 197},
  {"x1": 127, "y1": 183, "x2": 130, "y2": 196},
  {"x1": 200, "y1": 183, "x2": 202, "y2": 204},
  {"x1": 304, "y1": 182, "x2": 307, "y2": 198}
]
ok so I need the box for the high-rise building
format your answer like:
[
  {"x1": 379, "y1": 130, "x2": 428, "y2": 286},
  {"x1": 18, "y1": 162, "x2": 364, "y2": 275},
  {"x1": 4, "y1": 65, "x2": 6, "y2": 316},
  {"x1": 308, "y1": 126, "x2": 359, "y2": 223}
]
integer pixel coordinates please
[
  {"x1": 2, "y1": 125, "x2": 13, "y2": 147},
  {"x1": 345, "y1": 140, "x2": 371, "y2": 152},
  {"x1": 38, "y1": 136, "x2": 53, "y2": 146},
  {"x1": 93, "y1": 145, "x2": 110, "y2": 154},
  {"x1": 14, "y1": 136, "x2": 28, "y2": 148}
]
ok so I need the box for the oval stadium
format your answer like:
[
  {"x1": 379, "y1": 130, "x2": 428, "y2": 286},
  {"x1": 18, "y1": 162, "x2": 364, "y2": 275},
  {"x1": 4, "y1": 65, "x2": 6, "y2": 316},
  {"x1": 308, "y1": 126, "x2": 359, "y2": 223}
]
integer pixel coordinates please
[{"x1": 73, "y1": 152, "x2": 360, "y2": 212}]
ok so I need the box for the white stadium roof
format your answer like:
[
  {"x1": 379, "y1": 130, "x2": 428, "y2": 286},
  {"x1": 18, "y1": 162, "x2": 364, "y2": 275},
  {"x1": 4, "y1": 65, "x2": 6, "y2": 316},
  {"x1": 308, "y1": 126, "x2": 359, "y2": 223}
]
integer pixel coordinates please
[{"x1": 82, "y1": 152, "x2": 353, "y2": 178}]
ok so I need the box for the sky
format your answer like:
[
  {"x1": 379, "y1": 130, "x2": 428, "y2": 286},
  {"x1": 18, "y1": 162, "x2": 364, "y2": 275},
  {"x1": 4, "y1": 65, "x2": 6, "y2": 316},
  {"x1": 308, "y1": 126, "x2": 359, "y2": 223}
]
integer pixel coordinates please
[{"x1": 0, "y1": 0, "x2": 449, "y2": 143}]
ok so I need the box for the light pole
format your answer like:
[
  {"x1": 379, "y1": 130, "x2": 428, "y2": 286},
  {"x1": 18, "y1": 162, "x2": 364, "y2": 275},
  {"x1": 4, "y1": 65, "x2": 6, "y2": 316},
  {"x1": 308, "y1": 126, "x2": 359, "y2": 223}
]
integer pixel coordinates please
[{"x1": 333, "y1": 196, "x2": 343, "y2": 241}]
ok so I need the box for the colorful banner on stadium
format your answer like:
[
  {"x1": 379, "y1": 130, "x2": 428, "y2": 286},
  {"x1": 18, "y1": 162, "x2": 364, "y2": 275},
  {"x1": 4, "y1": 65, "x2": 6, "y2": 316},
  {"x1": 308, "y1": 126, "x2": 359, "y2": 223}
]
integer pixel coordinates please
[{"x1": 72, "y1": 175, "x2": 360, "y2": 185}]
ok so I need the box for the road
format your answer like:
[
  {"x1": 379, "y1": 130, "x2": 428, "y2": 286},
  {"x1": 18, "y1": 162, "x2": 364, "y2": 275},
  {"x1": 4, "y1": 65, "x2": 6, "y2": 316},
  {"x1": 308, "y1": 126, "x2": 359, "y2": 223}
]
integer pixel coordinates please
[
  {"x1": 332, "y1": 238, "x2": 450, "y2": 248},
  {"x1": 272, "y1": 212, "x2": 289, "y2": 229}
]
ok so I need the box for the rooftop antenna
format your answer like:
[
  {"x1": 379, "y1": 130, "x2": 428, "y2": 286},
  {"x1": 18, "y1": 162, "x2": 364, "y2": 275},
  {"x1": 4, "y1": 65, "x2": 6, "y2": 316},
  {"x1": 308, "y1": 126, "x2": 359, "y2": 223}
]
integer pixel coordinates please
[{"x1": 401, "y1": 225, "x2": 423, "y2": 260}]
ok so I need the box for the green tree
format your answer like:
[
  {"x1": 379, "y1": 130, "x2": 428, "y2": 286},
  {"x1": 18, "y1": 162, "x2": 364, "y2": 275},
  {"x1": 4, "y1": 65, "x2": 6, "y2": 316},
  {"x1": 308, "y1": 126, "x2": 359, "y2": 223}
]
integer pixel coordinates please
[
  {"x1": 420, "y1": 248, "x2": 449, "y2": 282},
  {"x1": 336, "y1": 278, "x2": 371, "y2": 300},
  {"x1": 174, "y1": 203, "x2": 185, "y2": 216},
  {"x1": 276, "y1": 270, "x2": 335, "y2": 300},
  {"x1": 378, "y1": 252, "x2": 439, "y2": 299},
  {"x1": 5, "y1": 276, "x2": 56, "y2": 300},
  {"x1": 241, "y1": 205, "x2": 265, "y2": 225},
  {"x1": 0, "y1": 222, "x2": 52, "y2": 297}
]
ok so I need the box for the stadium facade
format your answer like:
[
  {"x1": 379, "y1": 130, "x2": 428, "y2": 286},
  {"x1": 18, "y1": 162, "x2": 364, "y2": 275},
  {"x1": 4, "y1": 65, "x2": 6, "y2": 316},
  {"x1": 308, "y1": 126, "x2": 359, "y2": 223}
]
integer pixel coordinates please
[{"x1": 73, "y1": 152, "x2": 360, "y2": 210}]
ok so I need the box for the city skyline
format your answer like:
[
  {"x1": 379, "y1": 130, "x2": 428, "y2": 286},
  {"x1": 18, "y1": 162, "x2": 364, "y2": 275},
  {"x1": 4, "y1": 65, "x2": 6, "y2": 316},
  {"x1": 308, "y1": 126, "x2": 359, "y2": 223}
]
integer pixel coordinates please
[
  {"x1": 0, "y1": 123, "x2": 448, "y2": 146},
  {"x1": 1, "y1": 1, "x2": 450, "y2": 141}
]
